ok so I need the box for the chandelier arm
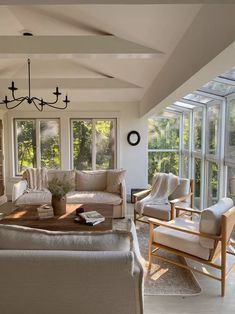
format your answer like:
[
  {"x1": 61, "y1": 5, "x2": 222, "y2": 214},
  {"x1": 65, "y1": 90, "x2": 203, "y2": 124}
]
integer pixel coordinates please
[
  {"x1": 32, "y1": 99, "x2": 44, "y2": 112},
  {"x1": 5, "y1": 98, "x2": 26, "y2": 110},
  {"x1": 31, "y1": 96, "x2": 59, "y2": 106},
  {"x1": 41, "y1": 94, "x2": 59, "y2": 106},
  {"x1": 8, "y1": 96, "x2": 26, "y2": 103},
  {"x1": 45, "y1": 102, "x2": 68, "y2": 110}
]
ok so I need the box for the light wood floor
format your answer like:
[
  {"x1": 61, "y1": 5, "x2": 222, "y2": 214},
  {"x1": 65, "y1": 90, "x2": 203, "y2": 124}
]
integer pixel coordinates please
[{"x1": 126, "y1": 203, "x2": 235, "y2": 314}]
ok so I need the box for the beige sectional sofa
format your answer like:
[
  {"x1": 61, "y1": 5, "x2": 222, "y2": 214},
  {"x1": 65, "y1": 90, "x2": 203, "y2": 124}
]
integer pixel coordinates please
[
  {"x1": 12, "y1": 169, "x2": 126, "y2": 218},
  {"x1": 0, "y1": 220, "x2": 144, "y2": 314}
]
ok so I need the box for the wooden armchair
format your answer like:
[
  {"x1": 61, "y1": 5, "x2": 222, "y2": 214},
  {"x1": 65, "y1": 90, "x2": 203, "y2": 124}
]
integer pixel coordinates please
[
  {"x1": 134, "y1": 178, "x2": 194, "y2": 223},
  {"x1": 148, "y1": 198, "x2": 235, "y2": 296}
]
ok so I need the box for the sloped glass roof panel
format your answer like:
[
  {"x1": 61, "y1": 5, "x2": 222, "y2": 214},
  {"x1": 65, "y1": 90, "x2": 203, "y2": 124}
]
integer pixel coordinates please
[
  {"x1": 165, "y1": 106, "x2": 182, "y2": 113},
  {"x1": 200, "y1": 80, "x2": 235, "y2": 96},
  {"x1": 174, "y1": 101, "x2": 196, "y2": 109},
  {"x1": 220, "y1": 67, "x2": 235, "y2": 81},
  {"x1": 183, "y1": 93, "x2": 212, "y2": 104}
]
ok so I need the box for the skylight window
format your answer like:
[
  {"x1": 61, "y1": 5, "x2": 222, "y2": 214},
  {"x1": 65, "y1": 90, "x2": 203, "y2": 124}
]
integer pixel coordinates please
[
  {"x1": 183, "y1": 93, "x2": 212, "y2": 104},
  {"x1": 220, "y1": 67, "x2": 235, "y2": 81},
  {"x1": 174, "y1": 101, "x2": 196, "y2": 109},
  {"x1": 199, "y1": 80, "x2": 235, "y2": 96}
]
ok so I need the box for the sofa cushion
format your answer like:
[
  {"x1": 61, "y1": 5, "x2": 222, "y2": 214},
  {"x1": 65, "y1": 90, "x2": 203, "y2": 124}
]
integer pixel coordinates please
[
  {"x1": 199, "y1": 197, "x2": 234, "y2": 249},
  {"x1": 15, "y1": 190, "x2": 52, "y2": 205},
  {"x1": 153, "y1": 218, "x2": 210, "y2": 260},
  {"x1": 48, "y1": 170, "x2": 75, "y2": 191},
  {"x1": 66, "y1": 191, "x2": 122, "y2": 205},
  {"x1": 0, "y1": 224, "x2": 133, "y2": 252},
  {"x1": 106, "y1": 169, "x2": 126, "y2": 194},
  {"x1": 75, "y1": 170, "x2": 107, "y2": 191}
]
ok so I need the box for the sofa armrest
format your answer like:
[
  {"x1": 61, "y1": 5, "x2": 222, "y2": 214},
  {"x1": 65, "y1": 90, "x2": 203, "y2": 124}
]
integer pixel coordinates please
[
  {"x1": 120, "y1": 179, "x2": 127, "y2": 210},
  {"x1": 12, "y1": 180, "x2": 27, "y2": 202}
]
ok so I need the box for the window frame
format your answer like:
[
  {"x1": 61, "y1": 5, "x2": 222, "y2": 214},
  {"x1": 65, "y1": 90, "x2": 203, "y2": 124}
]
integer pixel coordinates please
[
  {"x1": 14, "y1": 118, "x2": 61, "y2": 176},
  {"x1": 70, "y1": 118, "x2": 117, "y2": 171}
]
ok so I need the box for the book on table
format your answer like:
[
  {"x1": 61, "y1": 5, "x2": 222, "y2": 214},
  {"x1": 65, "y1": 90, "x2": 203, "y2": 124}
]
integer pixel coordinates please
[{"x1": 78, "y1": 211, "x2": 105, "y2": 225}]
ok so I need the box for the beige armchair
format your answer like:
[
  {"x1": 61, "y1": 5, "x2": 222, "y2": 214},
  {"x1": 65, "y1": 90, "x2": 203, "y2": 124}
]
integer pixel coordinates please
[
  {"x1": 148, "y1": 198, "x2": 235, "y2": 296},
  {"x1": 134, "y1": 176, "x2": 194, "y2": 223}
]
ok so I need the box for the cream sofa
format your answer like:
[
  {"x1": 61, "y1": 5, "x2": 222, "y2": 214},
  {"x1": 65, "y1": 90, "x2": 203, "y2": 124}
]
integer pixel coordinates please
[
  {"x1": 12, "y1": 169, "x2": 126, "y2": 218},
  {"x1": 0, "y1": 220, "x2": 144, "y2": 314}
]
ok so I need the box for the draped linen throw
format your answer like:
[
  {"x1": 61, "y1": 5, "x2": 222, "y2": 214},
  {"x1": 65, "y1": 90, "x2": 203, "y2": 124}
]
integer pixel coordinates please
[
  {"x1": 24, "y1": 167, "x2": 48, "y2": 191},
  {"x1": 135, "y1": 173, "x2": 180, "y2": 215}
]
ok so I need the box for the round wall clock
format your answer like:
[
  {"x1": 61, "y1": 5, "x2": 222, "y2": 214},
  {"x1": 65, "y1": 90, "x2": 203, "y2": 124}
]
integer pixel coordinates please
[{"x1": 127, "y1": 131, "x2": 141, "y2": 146}]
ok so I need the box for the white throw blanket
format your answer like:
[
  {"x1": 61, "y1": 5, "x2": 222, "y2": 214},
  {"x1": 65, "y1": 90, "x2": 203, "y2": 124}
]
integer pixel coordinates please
[
  {"x1": 23, "y1": 167, "x2": 48, "y2": 191},
  {"x1": 135, "y1": 173, "x2": 179, "y2": 215}
]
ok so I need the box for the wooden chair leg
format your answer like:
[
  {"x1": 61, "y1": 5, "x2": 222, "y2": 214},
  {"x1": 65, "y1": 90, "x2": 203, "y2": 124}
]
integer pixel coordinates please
[
  {"x1": 221, "y1": 229, "x2": 227, "y2": 297},
  {"x1": 134, "y1": 209, "x2": 137, "y2": 224},
  {"x1": 148, "y1": 222, "x2": 154, "y2": 266}
]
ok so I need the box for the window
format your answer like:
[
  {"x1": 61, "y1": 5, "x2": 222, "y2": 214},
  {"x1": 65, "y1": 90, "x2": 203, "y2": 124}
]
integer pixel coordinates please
[
  {"x1": 15, "y1": 119, "x2": 60, "y2": 175},
  {"x1": 193, "y1": 109, "x2": 202, "y2": 151},
  {"x1": 226, "y1": 99, "x2": 235, "y2": 161},
  {"x1": 183, "y1": 112, "x2": 190, "y2": 150},
  {"x1": 148, "y1": 116, "x2": 180, "y2": 183},
  {"x1": 194, "y1": 158, "x2": 201, "y2": 209},
  {"x1": 71, "y1": 119, "x2": 116, "y2": 170},
  {"x1": 207, "y1": 105, "x2": 219, "y2": 156},
  {"x1": 207, "y1": 162, "x2": 219, "y2": 206},
  {"x1": 227, "y1": 166, "x2": 235, "y2": 202}
]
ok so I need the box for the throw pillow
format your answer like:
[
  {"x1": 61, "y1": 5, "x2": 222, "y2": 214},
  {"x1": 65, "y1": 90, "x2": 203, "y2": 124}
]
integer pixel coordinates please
[
  {"x1": 106, "y1": 169, "x2": 126, "y2": 194},
  {"x1": 75, "y1": 170, "x2": 107, "y2": 191}
]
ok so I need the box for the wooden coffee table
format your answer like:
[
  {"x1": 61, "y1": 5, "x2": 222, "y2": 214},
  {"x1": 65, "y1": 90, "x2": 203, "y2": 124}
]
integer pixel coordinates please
[{"x1": 0, "y1": 203, "x2": 113, "y2": 232}]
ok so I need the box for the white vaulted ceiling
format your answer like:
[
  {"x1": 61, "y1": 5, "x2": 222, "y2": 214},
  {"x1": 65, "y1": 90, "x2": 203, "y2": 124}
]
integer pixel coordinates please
[{"x1": 0, "y1": 1, "x2": 234, "y2": 114}]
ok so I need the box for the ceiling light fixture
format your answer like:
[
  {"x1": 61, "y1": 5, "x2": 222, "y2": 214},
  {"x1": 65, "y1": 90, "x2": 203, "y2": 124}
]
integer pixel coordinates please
[{"x1": 0, "y1": 58, "x2": 70, "y2": 111}]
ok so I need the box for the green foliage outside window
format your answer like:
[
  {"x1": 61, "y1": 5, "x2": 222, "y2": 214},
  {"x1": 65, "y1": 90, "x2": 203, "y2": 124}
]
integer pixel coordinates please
[
  {"x1": 194, "y1": 110, "x2": 202, "y2": 151},
  {"x1": 96, "y1": 120, "x2": 115, "y2": 169},
  {"x1": 148, "y1": 117, "x2": 179, "y2": 149},
  {"x1": 148, "y1": 116, "x2": 180, "y2": 183},
  {"x1": 73, "y1": 120, "x2": 92, "y2": 170},
  {"x1": 15, "y1": 119, "x2": 60, "y2": 175},
  {"x1": 72, "y1": 119, "x2": 115, "y2": 170},
  {"x1": 16, "y1": 120, "x2": 36, "y2": 174},
  {"x1": 148, "y1": 152, "x2": 179, "y2": 183}
]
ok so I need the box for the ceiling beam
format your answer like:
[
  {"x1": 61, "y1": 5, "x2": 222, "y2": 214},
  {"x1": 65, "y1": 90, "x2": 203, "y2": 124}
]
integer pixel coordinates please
[
  {"x1": 140, "y1": 4, "x2": 235, "y2": 117},
  {"x1": 0, "y1": 78, "x2": 141, "y2": 89},
  {"x1": 0, "y1": 36, "x2": 160, "y2": 57},
  {"x1": 0, "y1": 1, "x2": 234, "y2": 4}
]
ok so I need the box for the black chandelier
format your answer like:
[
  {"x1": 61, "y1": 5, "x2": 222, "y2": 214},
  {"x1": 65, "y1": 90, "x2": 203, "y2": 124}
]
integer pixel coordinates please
[{"x1": 0, "y1": 59, "x2": 70, "y2": 111}]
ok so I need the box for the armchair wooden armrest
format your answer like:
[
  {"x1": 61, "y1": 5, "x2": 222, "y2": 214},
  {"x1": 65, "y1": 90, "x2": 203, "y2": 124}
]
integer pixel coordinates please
[
  {"x1": 175, "y1": 206, "x2": 201, "y2": 215},
  {"x1": 169, "y1": 193, "x2": 193, "y2": 205},
  {"x1": 148, "y1": 217, "x2": 221, "y2": 240},
  {"x1": 133, "y1": 189, "x2": 151, "y2": 202}
]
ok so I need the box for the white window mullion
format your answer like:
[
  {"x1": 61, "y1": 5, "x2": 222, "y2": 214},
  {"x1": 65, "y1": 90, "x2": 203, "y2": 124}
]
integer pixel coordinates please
[
  {"x1": 189, "y1": 110, "x2": 193, "y2": 178},
  {"x1": 36, "y1": 120, "x2": 41, "y2": 168},
  {"x1": 179, "y1": 113, "x2": 183, "y2": 177},
  {"x1": 92, "y1": 119, "x2": 96, "y2": 170},
  {"x1": 219, "y1": 98, "x2": 227, "y2": 198},
  {"x1": 201, "y1": 106, "x2": 207, "y2": 208}
]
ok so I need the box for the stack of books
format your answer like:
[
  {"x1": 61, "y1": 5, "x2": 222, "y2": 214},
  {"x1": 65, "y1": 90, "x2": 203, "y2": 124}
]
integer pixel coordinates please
[
  {"x1": 37, "y1": 204, "x2": 54, "y2": 219},
  {"x1": 75, "y1": 210, "x2": 105, "y2": 226}
]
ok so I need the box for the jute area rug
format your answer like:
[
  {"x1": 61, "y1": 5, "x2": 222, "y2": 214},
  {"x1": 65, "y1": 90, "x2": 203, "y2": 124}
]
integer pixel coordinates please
[{"x1": 114, "y1": 219, "x2": 201, "y2": 296}]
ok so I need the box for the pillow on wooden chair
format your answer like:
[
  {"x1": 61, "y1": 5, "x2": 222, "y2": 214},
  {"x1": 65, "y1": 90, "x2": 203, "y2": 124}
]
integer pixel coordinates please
[{"x1": 199, "y1": 198, "x2": 234, "y2": 249}]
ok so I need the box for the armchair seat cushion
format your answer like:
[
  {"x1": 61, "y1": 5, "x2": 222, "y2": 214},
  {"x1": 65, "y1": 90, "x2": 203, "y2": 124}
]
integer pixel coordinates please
[
  {"x1": 143, "y1": 201, "x2": 190, "y2": 221},
  {"x1": 66, "y1": 191, "x2": 122, "y2": 205},
  {"x1": 153, "y1": 218, "x2": 210, "y2": 260},
  {"x1": 143, "y1": 204, "x2": 171, "y2": 221}
]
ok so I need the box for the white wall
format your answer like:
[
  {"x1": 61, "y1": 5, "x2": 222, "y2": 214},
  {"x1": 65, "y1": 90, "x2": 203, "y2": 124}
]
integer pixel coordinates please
[{"x1": 3, "y1": 101, "x2": 148, "y2": 200}]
